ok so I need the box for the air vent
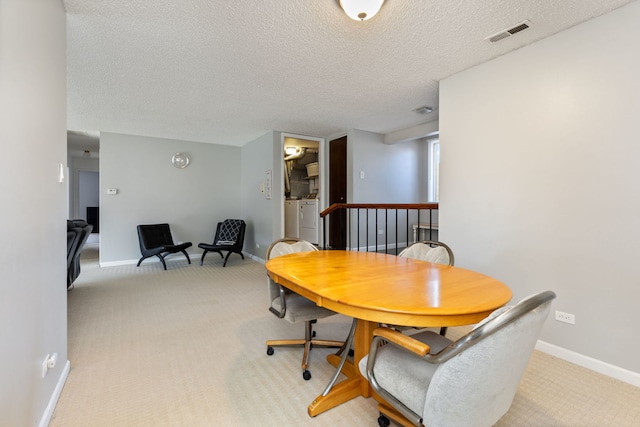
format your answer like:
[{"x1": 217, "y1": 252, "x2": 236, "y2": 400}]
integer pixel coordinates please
[{"x1": 485, "y1": 20, "x2": 532, "y2": 43}]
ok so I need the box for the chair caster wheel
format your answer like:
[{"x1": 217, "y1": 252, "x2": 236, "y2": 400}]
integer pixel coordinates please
[
  {"x1": 378, "y1": 414, "x2": 390, "y2": 427},
  {"x1": 266, "y1": 346, "x2": 274, "y2": 356},
  {"x1": 302, "y1": 370, "x2": 311, "y2": 381}
]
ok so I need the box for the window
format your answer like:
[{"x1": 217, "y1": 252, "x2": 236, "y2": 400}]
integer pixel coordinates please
[{"x1": 427, "y1": 138, "x2": 440, "y2": 202}]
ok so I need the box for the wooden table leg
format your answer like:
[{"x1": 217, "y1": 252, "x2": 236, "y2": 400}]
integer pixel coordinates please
[{"x1": 307, "y1": 319, "x2": 375, "y2": 416}]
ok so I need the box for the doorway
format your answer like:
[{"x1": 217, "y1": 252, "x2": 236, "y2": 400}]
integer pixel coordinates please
[
  {"x1": 281, "y1": 134, "x2": 323, "y2": 245},
  {"x1": 328, "y1": 136, "x2": 347, "y2": 249},
  {"x1": 77, "y1": 170, "x2": 99, "y2": 244}
]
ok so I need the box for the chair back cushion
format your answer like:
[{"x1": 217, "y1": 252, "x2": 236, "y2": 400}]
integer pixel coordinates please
[
  {"x1": 268, "y1": 240, "x2": 317, "y2": 259},
  {"x1": 399, "y1": 242, "x2": 451, "y2": 265},
  {"x1": 422, "y1": 299, "x2": 552, "y2": 427},
  {"x1": 138, "y1": 224, "x2": 174, "y2": 250},
  {"x1": 214, "y1": 219, "x2": 244, "y2": 245}
]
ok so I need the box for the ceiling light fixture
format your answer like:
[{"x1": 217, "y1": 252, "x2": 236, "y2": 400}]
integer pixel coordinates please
[
  {"x1": 284, "y1": 147, "x2": 298, "y2": 155},
  {"x1": 339, "y1": 0, "x2": 384, "y2": 21}
]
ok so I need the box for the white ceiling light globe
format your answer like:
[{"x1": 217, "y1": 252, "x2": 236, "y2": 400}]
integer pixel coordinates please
[{"x1": 339, "y1": 0, "x2": 384, "y2": 21}]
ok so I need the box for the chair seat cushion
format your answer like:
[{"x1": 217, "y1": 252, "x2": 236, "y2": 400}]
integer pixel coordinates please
[
  {"x1": 147, "y1": 242, "x2": 192, "y2": 255},
  {"x1": 198, "y1": 242, "x2": 233, "y2": 250},
  {"x1": 271, "y1": 293, "x2": 336, "y2": 323},
  {"x1": 165, "y1": 242, "x2": 192, "y2": 251},
  {"x1": 359, "y1": 331, "x2": 453, "y2": 415}
]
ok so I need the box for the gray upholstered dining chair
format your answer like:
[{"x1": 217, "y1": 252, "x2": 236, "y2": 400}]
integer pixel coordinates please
[
  {"x1": 398, "y1": 240, "x2": 454, "y2": 266},
  {"x1": 265, "y1": 238, "x2": 345, "y2": 381},
  {"x1": 359, "y1": 290, "x2": 555, "y2": 427},
  {"x1": 399, "y1": 240, "x2": 455, "y2": 336}
]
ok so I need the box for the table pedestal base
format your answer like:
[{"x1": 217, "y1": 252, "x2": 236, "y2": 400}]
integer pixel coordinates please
[{"x1": 308, "y1": 320, "x2": 373, "y2": 416}]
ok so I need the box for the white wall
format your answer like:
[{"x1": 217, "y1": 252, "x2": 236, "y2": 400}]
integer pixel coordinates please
[
  {"x1": 0, "y1": 0, "x2": 68, "y2": 425},
  {"x1": 440, "y1": 2, "x2": 640, "y2": 377},
  {"x1": 100, "y1": 132, "x2": 241, "y2": 264}
]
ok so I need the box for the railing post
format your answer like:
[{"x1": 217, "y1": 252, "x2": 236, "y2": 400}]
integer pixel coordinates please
[{"x1": 323, "y1": 216, "x2": 327, "y2": 250}]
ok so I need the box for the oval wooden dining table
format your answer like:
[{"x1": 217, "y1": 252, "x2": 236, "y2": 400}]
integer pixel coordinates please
[{"x1": 265, "y1": 250, "x2": 512, "y2": 417}]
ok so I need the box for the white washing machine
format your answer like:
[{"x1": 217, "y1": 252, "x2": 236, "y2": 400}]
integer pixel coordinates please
[
  {"x1": 299, "y1": 199, "x2": 319, "y2": 245},
  {"x1": 284, "y1": 199, "x2": 300, "y2": 238}
]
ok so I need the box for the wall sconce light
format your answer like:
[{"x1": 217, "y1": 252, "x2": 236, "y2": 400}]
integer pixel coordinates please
[
  {"x1": 339, "y1": 0, "x2": 385, "y2": 21},
  {"x1": 171, "y1": 152, "x2": 191, "y2": 169}
]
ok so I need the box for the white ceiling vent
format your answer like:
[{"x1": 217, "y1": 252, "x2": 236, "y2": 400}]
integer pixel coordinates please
[{"x1": 485, "y1": 20, "x2": 532, "y2": 43}]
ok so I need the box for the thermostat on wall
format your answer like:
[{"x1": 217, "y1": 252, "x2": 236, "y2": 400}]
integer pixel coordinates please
[{"x1": 107, "y1": 188, "x2": 118, "y2": 195}]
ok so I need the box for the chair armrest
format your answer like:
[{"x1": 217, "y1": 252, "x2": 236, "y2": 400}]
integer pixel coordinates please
[
  {"x1": 366, "y1": 327, "x2": 427, "y2": 426},
  {"x1": 373, "y1": 327, "x2": 431, "y2": 357}
]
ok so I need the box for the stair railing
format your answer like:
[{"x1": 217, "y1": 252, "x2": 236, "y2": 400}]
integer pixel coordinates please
[{"x1": 320, "y1": 203, "x2": 439, "y2": 253}]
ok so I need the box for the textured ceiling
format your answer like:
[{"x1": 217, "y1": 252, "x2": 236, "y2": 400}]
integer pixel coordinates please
[{"x1": 65, "y1": 0, "x2": 634, "y2": 147}]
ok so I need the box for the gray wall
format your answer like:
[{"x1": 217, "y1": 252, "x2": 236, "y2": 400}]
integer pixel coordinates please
[
  {"x1": 78, "y1": 170, "x2": 99, "y2": 221},
  {"x1": 69, "y1": 156, "x2": 99, "y2": 219},
  {"x1": 349, "y1": 129, "x2": 422, "y2": 204},
  {"x1": 240, "y1": 132, "x2": 280, "y2": 260},
  {"x1": 100, "y1": 132, "x2": 241, "y2": 264},
  {"x1": 346, "y1": 129, "x2": 423, "y2": 249},
  {"x1": 0, "y1": 0, "x2": 68, "y2": 425},
  {"x1": 440, "y1": 2, "x2": 640, "y2": 376}
]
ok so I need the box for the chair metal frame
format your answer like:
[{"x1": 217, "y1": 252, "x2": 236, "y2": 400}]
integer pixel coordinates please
[
  {"x1": 366, "y1": 290, "x2": 556, "y2": 426},
  {"x1": 265, "y1": 237, "x2": 346, "y2": 380}
]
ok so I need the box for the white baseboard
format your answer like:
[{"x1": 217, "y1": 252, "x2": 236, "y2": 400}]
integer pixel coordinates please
[
  {"x1": 100, "y1": 251, "x2": 201, "y2": 267},
  {"x1": 246, "y1": 253, "x2": 265, "y2": 264},
  {"x1": 100, "y1": 258, "x2": 139, "y2": 267},
  {"x1": 39, "y1": 360, "x2": 70, "y2": 427},
  {"x1": 99, "y1": 251, "x2": 249, "y2": 268},
  {"x1": 536, "y1": 340, "x2": 640, "y2": 387}
]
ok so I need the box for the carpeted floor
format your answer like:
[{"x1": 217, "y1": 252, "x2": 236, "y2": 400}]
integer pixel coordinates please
[{"x1": 50, "y1": 244, "x2": 640, "y2": 426}]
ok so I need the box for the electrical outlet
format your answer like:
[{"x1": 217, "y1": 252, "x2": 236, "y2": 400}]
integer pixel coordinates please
[
  {"x1": 47, "y1": 353, "x2": 58, "y2": 369},
  {"x1": 555, "y1": 310, "x2": 575, "y2": 325},
  {"x1": 42, "y1": 354, "x2": 50, "y2": 378},
  {"x1": 41, "y1": 353, "x2": 58, "y2": 378}
]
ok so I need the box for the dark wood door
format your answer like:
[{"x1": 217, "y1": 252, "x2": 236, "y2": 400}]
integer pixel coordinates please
[{"x1": 329, "y1": 136, "x2": 347, "y2": 249}]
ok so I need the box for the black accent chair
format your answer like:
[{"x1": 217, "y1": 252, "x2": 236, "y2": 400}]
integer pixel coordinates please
[
  {"x1": 67, "y1": 219, "x2": 93, "y2": 289},
  {"x1": 136, "y1": 223, "x2": 192, "y2": 270},
  {"x1": 198, "y1": 219, "x2": 246, "y2": 267}
]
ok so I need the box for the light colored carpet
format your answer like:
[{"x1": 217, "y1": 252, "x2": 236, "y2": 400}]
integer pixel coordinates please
[{"x1": 51, "y1": 244, "x2": 640, "y2": 426}]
